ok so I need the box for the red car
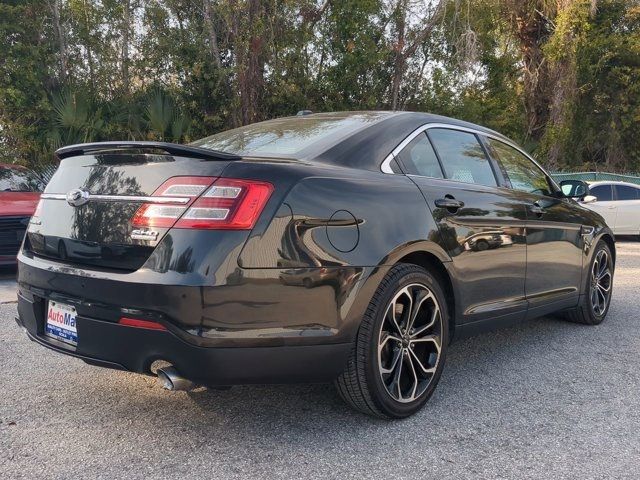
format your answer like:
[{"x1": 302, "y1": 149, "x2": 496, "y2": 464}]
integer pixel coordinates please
[{"x1": 0, "y1": 164, "x2": 44, "y2": 266}]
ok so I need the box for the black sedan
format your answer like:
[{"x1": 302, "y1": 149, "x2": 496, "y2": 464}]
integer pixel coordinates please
[{"x1": 16, "y1": 111, "x2": 615, "y2": 418}]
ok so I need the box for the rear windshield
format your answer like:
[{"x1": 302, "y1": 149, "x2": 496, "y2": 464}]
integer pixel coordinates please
[
  {"x1": 191, "y1": 114, "x2": 382, "y2": 158},
  {"x1": 0, "y1": 166, "x2": 45, "y2": 192}
]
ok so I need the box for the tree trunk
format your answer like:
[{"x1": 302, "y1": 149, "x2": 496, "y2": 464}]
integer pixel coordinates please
[
  {"x1": 121, "y1": 0, "x2": 131, "y2": 95},
  {"x1": 82, "y1": 0, "x2": 96, "y2": 92},
  {"x1": 233, "y1": 0, "x2": 266, "y2": 126},
  {"x1": 203, "y1": 0, "x2": 222, "y2": 70},
  {"x1": 390, "y1": 0, "x2": 407, "y2": 111},
  {"x1": 48, "y1": 0, "x2": 69, "y2": 82},
  {"x1": 504, "y1": 1, "x2": 553, "y2": 141}
]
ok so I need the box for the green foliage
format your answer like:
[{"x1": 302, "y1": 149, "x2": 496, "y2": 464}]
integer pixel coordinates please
[{"x1": 0, "y1": 0, "x2": 638, "y2": 172}]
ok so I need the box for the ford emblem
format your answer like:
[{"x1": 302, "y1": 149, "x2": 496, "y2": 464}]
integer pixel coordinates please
[{"x1": 66, "y1": 188, "x2": 90, "y2": 207}]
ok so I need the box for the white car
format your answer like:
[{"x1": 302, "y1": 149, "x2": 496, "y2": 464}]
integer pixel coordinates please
[{"x1": 581, "y1": 181, "x2": 640, "y2": 236}]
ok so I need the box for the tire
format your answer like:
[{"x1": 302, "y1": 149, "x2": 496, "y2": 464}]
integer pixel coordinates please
[
  {"x1": 335, "y1": 264, "x2": 449, "y2": 418},
  {"x1": 562, "y1": 240, "x2": 614, "y2": 325}
]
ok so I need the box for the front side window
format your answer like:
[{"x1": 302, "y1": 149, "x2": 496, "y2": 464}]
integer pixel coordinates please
[
  {"x1": 487, "y1": 138, "x2": 552, "y2": 196},
  {"x1": 427, "y1": 129, "x2": 497, "y2": 187},
  {"x1": 396, "y1": 132, "x2": 443, "y2": 178},
  {"x1": 590, "y1": 184, "x2": 613, "y2": 201},
  {"x1": 614, "y1": 185, "x2": 639, "y2": 201}
]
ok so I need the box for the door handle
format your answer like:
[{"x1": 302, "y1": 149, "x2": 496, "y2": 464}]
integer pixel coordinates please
[{"x1": 435, "y1": 197, "x2": 464, "y2": 210}]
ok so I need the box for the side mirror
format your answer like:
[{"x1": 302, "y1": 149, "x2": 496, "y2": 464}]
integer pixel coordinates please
[
  {"x1": 559, "y1": 179, "x2": 589, "y2": 199},
  {"x1": 581, "y1": 195, "x2": 597, "y2": 204}
]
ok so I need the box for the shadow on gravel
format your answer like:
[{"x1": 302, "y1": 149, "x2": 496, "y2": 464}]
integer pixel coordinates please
[{"x1": 66, "y1": 311, "x2": 620, "y2": 441}]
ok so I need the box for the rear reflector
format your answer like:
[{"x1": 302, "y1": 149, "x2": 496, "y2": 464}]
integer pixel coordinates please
[
  {"x1": 118, "y1": 317, "x2": 167, "y2": 331},
  {"x1": 130, "y1": 176, "x2": 273, "y2": 231}
]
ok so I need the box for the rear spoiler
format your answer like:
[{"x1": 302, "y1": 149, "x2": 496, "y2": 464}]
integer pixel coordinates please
[{"x1": 55, "y1": 141, "x2": 241, "y2": 161}]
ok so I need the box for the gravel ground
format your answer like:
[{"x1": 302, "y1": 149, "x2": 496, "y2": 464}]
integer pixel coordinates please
[{"x1": 1, "y1": 243, "x2": 639, "y2": 479}]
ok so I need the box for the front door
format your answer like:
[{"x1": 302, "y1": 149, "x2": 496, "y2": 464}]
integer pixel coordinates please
[{"x1": 484, "y1": 137, "x2": 584, "y2": 318}]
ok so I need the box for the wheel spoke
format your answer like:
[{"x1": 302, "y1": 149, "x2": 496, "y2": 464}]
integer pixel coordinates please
[
  {"x1": 386, "y1": 301, "x2": 404, "y2": 337},
  {"x1": 398, "y1": 287, "x2": 413, "y2": 332},
  {"x1": 591, "y1": 287, "x2": 600, "y2": 313},
  {"x1": 597, "y1": 283, "x2": 610, "y2": 297},
  {"x1": 409, "y1": 347, "x2": 436, "y2": 375},
  {"x1": 406, "y1": 290, "x2": 432, "y2": 334},
  {"x1": 597, "y1": 252, "x2": 608, "y2": 277},
  {"x1": 411, "y1": 334, "x2": 440, "y2": 351},
  {"x1": 598, "y1": 271, "x2": 612, "y2": 288},
  {"x1": 410, "y1": 304, "x2": 439, "y2": 339},
  {"x1": 597, "y1": 287, "x2": 607, "y2": 308},
  {"x1": 405, "y1": 351, "x2": 419, "y2": 401},
  {"x1": 380, "y1": 346, "x2": 402, "y2": 375},
  {"x1": 391, "y1": 352, "x2": 404, "y2": 399},
  {"x1": 379, "y1": 333, "x2": 402, "y2": 351}
]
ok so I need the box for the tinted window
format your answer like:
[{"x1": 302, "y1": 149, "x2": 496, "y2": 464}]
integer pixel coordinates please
[
  {"x1": 615, "y1": 185, "x2": 639, "y2": 201},
  {"x1": 427, "y1": 129, "x2": 496, "y2": 187},
  {"x1": 488, "y1": 139, "x2": 552, "y2": 196},
  {"x1": 396, "y1": 133, "x2": 443, "y2": 178},
  {"x1": 0, "y1": 166, "x2": 45, "y2": 192},
  {"x1": 590, "y1": 184, "x2": 613, "y2": 201}
]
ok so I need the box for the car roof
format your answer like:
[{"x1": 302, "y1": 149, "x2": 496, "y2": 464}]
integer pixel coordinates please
[
  {"x1": 193, "y1": 110, "x2": 516, "y2": 171},
  {"x1": 307, "y1": 111, "x2": 513, "y2": 171},
  {"x1": 588, "y1": 180, "x2": 640, "y2": 188}
]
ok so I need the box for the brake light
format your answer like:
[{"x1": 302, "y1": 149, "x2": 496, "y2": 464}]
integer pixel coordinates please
[
  {"x1": 118, "y1": 317, "x2": 167, "y2": 331},
  {"x1": 131, "y1": 177, "x2": 216, "y2": 228},
  {"x1": 174, "y1": 178, "x2": 273, "y2": 230}
]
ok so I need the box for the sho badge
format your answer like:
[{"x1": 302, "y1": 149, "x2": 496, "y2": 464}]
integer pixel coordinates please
[{"x1": 131, "y1": 229, "x2": 159, "y2": 241}]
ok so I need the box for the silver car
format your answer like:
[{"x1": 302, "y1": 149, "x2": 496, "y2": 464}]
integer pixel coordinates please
[{"x1": 582, "y1": 181, "x2": 640, "y2": 236}]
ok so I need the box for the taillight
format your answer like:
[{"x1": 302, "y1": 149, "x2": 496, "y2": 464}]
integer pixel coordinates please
[
  {"x1": 174, "y1": 178, "x2": 273, "y2": 230},
  {"x1": 130, "y1": 176, "x2": 273, "y2": 231},
  {"x1": 131, "y1": 176, "x2": 216, "y2": 228}
]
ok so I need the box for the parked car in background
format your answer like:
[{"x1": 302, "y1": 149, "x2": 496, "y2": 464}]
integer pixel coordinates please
[
  {"x1": 0, "y1": 164, "x2": 45, "y2": 266},
  {"x1": 16, "y1": 112, "x2": 615, "y2": 418},
  {"x1": 582, "y1": 181, "x2": 640, "y2": 236}
]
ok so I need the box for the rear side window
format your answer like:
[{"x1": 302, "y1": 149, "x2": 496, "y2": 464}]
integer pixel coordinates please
[
  {"x1": 487, "y1": 138, "x2": 552, "y2": 196},
  {"x1": 427, "y1": 129, "x2": 497, "y2": 187},
  {"x1": 615, "y1": 185, "x2": 639, "y2": 201},
  {"x1": 590, "y1": 184, "x2": 613, "y2": 201},
  {"x1": 396, "y1": 133, "x2": 443, "y2": 178}
]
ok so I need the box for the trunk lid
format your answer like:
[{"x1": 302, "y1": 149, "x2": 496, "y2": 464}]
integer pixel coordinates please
[{"x1": 26, "y1": 146, "x2": 236, "y2": 271}]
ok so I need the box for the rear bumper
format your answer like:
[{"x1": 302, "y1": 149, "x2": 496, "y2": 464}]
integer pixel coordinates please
[
  {"x1": 16, "y1": 292, "x2": 351, "y2": 385},
  {"x1": 15, "y1": 251, "x2": 377, "y2": 385}
]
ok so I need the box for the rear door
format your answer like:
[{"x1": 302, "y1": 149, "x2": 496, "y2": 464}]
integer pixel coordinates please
[
  {"x1": 395, "y1": 127, "x2": 528, "y2": 325},
  {"x1": 612, "y1": 184, "x2": 640, "y2": 234},
  {"x1": 586, "y1": 184, "x2": 617, "y2": 229},
  {"x1": 484, "y1": 137, "x2": 584, "y2": 317},
  {"x1": 27, "y1": 149, "x2": 233, "y2": 271}
]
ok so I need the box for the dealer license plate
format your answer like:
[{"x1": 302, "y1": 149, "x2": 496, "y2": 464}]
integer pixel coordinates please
[{"x1": 45, "y1": 301, "x2": 78, "y2": 346}]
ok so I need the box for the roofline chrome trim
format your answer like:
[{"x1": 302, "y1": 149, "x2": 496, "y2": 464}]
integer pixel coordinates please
[
  {"x1": 40, "y1": 193, "x2": 191, "y2": 205},
  {"x1": 380, "y1": 123, "x2": 547, "y2": 177}
]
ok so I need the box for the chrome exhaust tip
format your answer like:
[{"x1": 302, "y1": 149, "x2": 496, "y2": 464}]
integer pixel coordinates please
[{"x1": 156, "y1": 366, "x2": 195, "y2": 392}]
